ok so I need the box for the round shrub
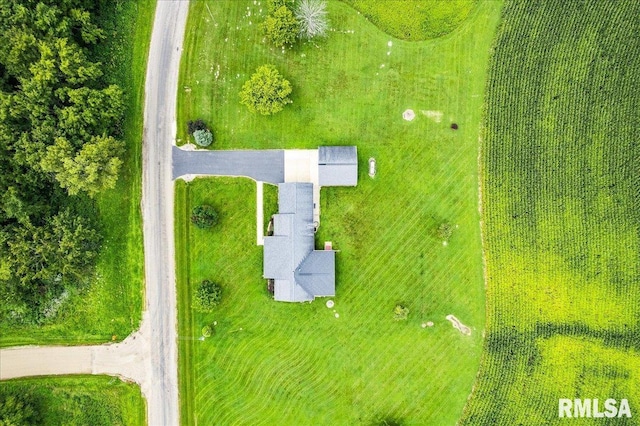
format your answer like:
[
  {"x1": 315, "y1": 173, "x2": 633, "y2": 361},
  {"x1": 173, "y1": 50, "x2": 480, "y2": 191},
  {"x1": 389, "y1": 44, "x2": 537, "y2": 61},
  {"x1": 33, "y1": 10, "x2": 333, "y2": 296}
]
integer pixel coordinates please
[
  {"x1": 191, "y1": 205, "x2": 218, "y2": 229},
  {"x1": 187, "y1": 119, "x2": 208, "y2": 135},
  {"x1": 202, "y1": 325, "x2": 212, "y2": 337},
  {"x1": 193, "y1": 280, "x2": 222, "y2": 312},
  {"x1": 193, "y1": 129, "x2": 213, "y2": 147}
]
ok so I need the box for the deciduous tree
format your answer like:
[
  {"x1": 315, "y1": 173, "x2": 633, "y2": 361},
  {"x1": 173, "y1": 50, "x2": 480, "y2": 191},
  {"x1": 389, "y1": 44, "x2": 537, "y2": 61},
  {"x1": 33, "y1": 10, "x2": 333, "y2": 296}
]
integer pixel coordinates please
[
  {"x1": 41, "y1": 135, "x2": 124, "y2": 197},
  {"x1": 262, "y1": 5, "x2": 299, "y2": 47},
  {"x1": 240, "y1": 65, "x2": 292, "y2": 115}
]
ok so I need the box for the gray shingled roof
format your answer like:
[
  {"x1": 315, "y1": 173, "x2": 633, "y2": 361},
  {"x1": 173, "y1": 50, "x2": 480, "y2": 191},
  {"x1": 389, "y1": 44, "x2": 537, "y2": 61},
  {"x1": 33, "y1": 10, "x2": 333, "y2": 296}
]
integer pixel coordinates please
[
  {"x1": 263, "y1": 183, "x2": 335, "y2": 302},
  {"x1": 318, "y1": 146, "x2": 358, "y2": 186},
  {"x1": 318, "y1": 146, "x2": 357, "y2": 165}
]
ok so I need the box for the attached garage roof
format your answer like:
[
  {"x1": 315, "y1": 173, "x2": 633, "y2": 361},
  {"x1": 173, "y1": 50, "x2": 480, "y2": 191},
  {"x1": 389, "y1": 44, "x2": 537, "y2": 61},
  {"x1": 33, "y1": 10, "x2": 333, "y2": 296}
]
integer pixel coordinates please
[{"x1": 318, "y1": 146, "x2": 358, "y2": 186}]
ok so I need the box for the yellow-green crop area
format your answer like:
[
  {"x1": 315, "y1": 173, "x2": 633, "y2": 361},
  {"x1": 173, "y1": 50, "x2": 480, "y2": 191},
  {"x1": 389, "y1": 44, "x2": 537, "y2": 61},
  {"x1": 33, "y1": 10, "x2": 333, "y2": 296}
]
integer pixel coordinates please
[
  {"x1": 176, "y1": 1, "x2": 502, "y2": 424},
  {"x1": 460, "y1": 2, "x2": 640, "y2": 424}
]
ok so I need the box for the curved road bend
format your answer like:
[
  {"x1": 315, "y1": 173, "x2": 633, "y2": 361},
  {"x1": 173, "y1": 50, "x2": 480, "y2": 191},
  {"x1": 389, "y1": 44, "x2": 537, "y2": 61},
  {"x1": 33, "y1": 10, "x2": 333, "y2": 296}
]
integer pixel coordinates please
[
  {"x1": 0, "y1": 2, "x2": 189, "y2": 425},
  {"x1": 141, "y1": 1, "x2": 189, "y2": 425}
]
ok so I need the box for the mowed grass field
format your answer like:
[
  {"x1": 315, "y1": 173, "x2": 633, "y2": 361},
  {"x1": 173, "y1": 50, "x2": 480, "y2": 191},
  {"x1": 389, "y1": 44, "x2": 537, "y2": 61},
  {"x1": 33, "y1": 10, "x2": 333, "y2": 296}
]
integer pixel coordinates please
[
  {"x1": 176, "y1": 1, "x2": 502, "y2": 424},
  {"x1": 460, "y1": 1, "x2": 640, "y2": 425},
  {"x1": 342, "y1": 0, "x2": 479, "y2": 40},
  {"x1": 0, "y1": 0, "x2": 156, "y2": 346},
  {"x1": 0, "y1": 376, "x2": 145, "y2": 425}
]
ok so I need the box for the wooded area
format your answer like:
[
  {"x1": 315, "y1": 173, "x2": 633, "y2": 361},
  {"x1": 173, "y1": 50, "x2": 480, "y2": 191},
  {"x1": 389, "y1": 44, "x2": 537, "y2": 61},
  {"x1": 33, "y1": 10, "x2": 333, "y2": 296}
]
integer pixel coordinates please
[{"x1": 0, "y1": 0, "x2": 125, "y2": 324}]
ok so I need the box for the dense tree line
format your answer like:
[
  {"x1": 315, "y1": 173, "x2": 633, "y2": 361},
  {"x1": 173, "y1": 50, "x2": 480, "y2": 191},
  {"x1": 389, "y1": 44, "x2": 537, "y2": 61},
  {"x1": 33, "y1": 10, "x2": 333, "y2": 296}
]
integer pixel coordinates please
[{"x1": 0, "y1": 0, "x2": 123, "y2": 323}]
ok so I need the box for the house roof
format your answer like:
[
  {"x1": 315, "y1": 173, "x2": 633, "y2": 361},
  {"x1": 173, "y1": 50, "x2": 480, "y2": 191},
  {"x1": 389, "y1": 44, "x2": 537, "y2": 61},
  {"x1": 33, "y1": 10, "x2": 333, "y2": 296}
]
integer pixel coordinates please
[
  {"x1": 318, "y1": 146, "x2": 358, "y2": 186},
  {"x1": 263, "y1": 183, "x2": 335, "y2": 302}
]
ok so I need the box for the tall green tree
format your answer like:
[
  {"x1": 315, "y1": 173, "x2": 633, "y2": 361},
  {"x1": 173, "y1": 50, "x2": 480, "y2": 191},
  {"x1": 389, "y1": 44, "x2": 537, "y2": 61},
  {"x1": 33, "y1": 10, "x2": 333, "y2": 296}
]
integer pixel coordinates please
[
  {"x1": 262, "y1": 5, "x2": 300, "y2": 47},
  {"x1": 5, "y1": 209, "x2": 100, "y2": 288},
  {"x1": 41, "y1": 134, "x2": 124, "y2": 197},
  {"x1": 240, "y1": 65, "x2": 293, "y2": 115},
  {"x1": 0, "y1": 0, "x2": 125, "y2": 320}
]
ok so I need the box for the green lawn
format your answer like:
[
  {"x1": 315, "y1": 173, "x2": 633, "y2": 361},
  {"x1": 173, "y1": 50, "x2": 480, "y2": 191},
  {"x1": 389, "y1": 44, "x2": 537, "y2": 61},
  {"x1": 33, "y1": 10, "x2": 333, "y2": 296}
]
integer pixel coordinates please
[
  {"x1": 176, "y1": 1, "x2": 502, "y2": 424},
  {"x1": 341, "y1": 0, "x2": 479, "y2": 40},
  {"x1": 0, "y1": 0, "x2": 156, "y2": 347},
  {"x1": 0, "y1": 376, "x2": 145, "y2": 425},
  {"x1": 460, "y1": 1, "x2": 640, "y2": 424}
]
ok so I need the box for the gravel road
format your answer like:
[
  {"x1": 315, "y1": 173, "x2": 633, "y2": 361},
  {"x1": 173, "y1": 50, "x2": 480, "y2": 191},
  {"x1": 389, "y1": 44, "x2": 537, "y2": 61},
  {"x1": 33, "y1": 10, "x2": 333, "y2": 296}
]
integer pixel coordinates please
[{"x1": 141, "y1": 1, "x2": 189, "y2": 424}]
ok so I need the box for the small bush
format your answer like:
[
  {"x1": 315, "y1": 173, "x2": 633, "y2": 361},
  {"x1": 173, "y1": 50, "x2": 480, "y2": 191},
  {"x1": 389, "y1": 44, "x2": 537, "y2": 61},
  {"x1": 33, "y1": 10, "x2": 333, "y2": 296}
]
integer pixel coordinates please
[
  {"x1": 437, "y1": 222, "x2": 454, "y2": 241},
  {"x1": 393, "y1": 304, "x2": 409, "y2": 321},
  {"x1": 191, "y1": 205, "x2": 218, "y2": 228},
  {"x1": 193, "y1": 280, "x2": 222, "y2": 312},
  {"x1": 193, "y1": 129, "x2": 213, "y2": 147},
  {"x1": 187, "y1": 119, "x2": 207, "y2": 135},
  {"x1": 202, "y1": 325, "x2": 212, "y2": 337}
]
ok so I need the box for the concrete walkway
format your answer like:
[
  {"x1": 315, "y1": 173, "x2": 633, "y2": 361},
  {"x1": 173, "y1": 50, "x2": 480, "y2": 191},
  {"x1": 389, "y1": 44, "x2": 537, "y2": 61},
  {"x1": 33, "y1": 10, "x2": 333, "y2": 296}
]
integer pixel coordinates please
[
  {"x1": 172, "y1": 146, "x2": 285, "y2": 183},
  {"x1": 256, "y1": 181, "x2": 264, "y2": 246}
]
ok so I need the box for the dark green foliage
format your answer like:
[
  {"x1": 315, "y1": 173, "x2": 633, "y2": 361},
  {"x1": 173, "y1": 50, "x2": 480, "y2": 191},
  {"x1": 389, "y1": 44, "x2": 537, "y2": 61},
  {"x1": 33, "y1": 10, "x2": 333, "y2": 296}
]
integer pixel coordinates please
[
  {"x1": 372, "y1": 417, "x2": 404, "y2": 426},
  {"x1": 187, "y1": 118, "x2": 207, "y2": 135},
  {"x1": 193, "y1": 280, "x2": 222, "y2": 312},
  {"x1": 192, "y1": 129, "x2": 213, "y2": 147},
  {"x1": 190, "y1": 205, "x2": 218, "y2": 229},
  {"x1": 239, "y1": 65, "x2": 292, "y2": 115},
  {"x1": 40, "y1": 134, "x2": 125, "y2": 197},
  {"x1": 0, "y1": 0, "x2": 121, "y2": 324},
  {"x1": 2, "y1": 209, "x2": 100, "y2": 323},
  {"x1": 262, "y1": 4, "x2": 299, "y2": 47}
]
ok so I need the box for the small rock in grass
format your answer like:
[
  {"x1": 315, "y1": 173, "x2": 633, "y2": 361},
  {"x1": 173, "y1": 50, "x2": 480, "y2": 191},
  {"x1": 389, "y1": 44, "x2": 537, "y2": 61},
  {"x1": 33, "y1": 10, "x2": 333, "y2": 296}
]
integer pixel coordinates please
[{"x1": 403, "y1": 109, "x2": 416, "y2": 121}]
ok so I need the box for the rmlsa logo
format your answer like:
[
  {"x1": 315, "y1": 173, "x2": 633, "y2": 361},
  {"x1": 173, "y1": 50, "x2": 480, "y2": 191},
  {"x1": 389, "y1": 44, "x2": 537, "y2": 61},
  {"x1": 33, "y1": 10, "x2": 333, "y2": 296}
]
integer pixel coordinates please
[{"x1": 559, "y1": 399, "x2": 632, "y2": 418}]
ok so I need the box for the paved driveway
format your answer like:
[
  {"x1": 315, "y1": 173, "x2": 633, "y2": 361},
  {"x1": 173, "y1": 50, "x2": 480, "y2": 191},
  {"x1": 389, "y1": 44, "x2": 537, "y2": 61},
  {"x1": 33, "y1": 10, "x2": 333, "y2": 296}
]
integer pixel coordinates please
[{"x1": 172, "y1": 146, "x2": 285, "y2": 183}]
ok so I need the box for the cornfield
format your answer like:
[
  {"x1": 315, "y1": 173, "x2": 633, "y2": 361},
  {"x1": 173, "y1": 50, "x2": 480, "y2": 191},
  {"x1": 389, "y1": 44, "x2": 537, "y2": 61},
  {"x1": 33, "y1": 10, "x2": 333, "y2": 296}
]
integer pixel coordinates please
[{"x1": 461, "y1": 1, "x2": 640, "y2": 424}]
